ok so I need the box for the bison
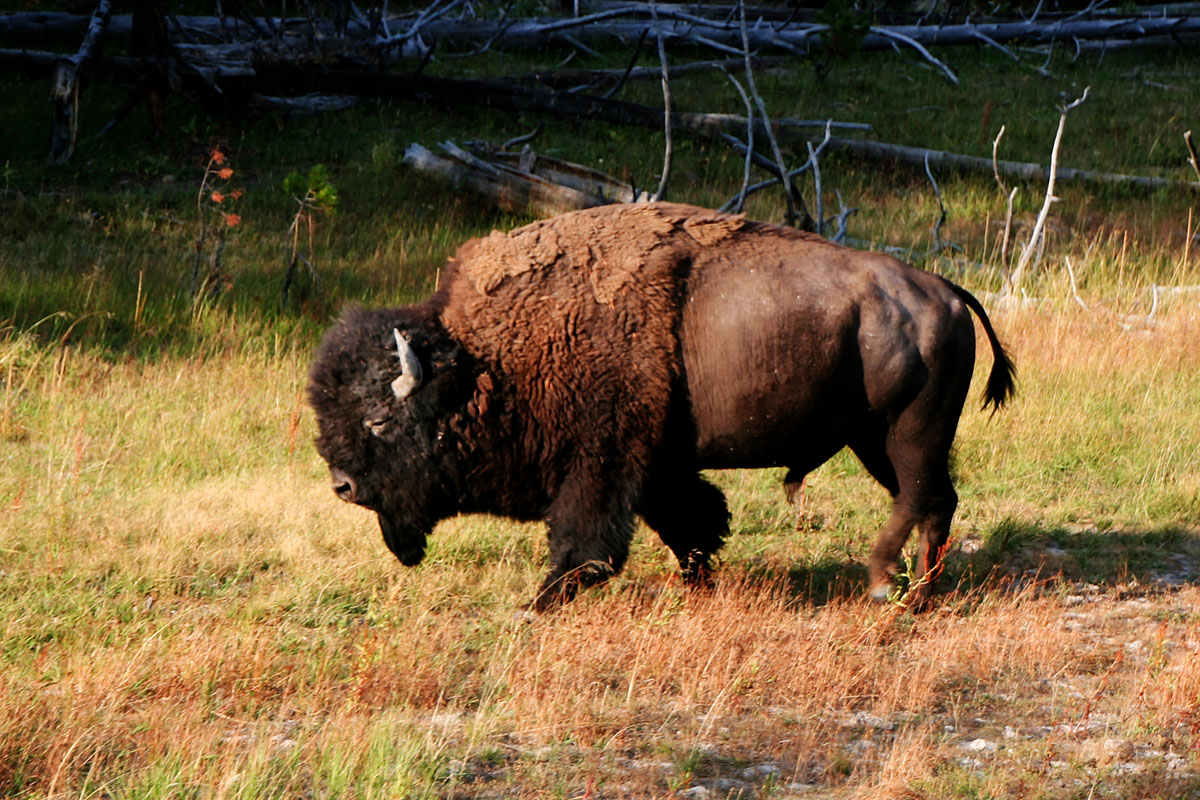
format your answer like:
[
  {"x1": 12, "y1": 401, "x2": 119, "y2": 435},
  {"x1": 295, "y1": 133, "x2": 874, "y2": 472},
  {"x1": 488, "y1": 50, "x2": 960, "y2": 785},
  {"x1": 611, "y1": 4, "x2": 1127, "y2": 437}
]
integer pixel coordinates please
[{"x1": 308, "y1": 202, "x2": 1014, "y2": 609}]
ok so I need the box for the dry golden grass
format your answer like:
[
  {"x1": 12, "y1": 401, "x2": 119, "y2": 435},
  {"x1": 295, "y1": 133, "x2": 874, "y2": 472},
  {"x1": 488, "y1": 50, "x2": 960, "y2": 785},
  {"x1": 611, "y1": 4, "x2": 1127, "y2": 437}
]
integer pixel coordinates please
[{"x1": 2, "y1": 305, "x2": 1199, "y2": 798}]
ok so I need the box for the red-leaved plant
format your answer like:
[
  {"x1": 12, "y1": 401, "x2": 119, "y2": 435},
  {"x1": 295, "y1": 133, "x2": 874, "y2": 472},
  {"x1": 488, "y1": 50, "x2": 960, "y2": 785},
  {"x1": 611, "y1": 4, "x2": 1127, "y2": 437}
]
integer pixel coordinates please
[{"x1": 191, "y1": 147, "x2": 244, "y2": 299}]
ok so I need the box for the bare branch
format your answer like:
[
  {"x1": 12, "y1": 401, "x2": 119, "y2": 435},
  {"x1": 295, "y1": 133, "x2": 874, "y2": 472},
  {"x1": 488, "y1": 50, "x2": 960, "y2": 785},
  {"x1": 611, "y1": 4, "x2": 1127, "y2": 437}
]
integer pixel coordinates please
[
  {"x1": 830, "y1": 190, "x2": 857, "y2": 245},
  {"x1": 717, "y1": 132, "x2": 821, "y2": 212},
  {"x1": 601, "y1": 26, "x2": 650, "y2": 98},
  {"x1": 924, "y1": 152, "x2": 949, "y2": 253},
  {"x1": 1001, "y1": 186, "x2": 1018, "y2": 267},
  {"x1": 805, "y1": 121, "x2": 833, "y2": 236},
  {"x1": 737, "y1": 0, "x2": 808, "y2": 228},
  {"x1": 650, "y1": 26, "x2": 672, "y2": 201},
  {"x1": 720, "y1": 66, "x2": 753, "y2": 214},
  {"x1": 808, "y1": 138, "x2": 823, "y2": 236},
  {"x1": 1009, "y1": 86, "x2": 1090, "y2": 293},
  {"x1": 1064, "y1": 256, "x2": 1088, "y2": 311},
  {"x1": 47, "y1": 0, "x2": 113, "y2": 163},
  {"x1": 992, "y1": 125, "x2": 1018, "y2": 267},
  {"x1": 870, "y1": 25, "x2": 958, "y2": 84},
  {"x1": 971, "y1": 29, "x2": 1019, "y2": 61},
  {"x1": 1185, "y1": 130, "x2": 1200, "y2": 183},
  {"x1": 443, "y1": 0, "x2": 515, "y2": 57},
  {"x1": 501, "y1": 122, "x2": 544, "y2": 150}
]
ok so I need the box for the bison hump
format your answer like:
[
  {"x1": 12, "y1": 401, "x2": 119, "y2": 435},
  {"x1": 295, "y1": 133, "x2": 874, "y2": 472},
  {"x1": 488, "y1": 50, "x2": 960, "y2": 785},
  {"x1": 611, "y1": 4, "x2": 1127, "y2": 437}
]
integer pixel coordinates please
[{"x1": 450, "y1": 203, "x2": 745, "y2": 304}]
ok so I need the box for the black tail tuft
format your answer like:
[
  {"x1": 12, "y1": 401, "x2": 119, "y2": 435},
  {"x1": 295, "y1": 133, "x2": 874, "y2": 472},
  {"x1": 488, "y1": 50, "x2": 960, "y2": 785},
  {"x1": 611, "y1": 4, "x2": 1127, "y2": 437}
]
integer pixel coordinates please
[{"x1": 944, "y1": 282, "x2": 1016, "y2": 414}]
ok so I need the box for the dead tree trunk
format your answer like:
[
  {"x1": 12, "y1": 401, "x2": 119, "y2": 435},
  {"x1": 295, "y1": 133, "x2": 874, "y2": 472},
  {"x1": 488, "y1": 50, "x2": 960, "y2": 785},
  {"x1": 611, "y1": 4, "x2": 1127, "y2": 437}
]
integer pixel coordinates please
[
  {"x1": 47, "y1": 0, "x2": 112, "y2": 163},
  {"x1": 129, "y1": 0, "x2": 169, "y2": 137}
]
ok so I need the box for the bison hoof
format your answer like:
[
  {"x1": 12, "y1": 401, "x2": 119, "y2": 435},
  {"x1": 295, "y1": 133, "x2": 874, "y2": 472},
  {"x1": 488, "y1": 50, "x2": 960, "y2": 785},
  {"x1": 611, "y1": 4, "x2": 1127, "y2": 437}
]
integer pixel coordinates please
[
  {"x1": 868, "y1": 582, "x2": 896, "y2": 604},
  {"x1": 681, "y1": 566, "x2": 713, "y2": 592}
]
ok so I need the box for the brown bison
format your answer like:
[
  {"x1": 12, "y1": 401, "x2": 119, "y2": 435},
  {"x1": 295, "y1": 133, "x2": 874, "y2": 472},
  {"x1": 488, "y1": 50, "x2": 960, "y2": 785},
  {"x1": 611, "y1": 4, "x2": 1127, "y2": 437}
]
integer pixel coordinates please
[{"x1": 308, "y1": 202, "x2": 1014, "y2": 609}]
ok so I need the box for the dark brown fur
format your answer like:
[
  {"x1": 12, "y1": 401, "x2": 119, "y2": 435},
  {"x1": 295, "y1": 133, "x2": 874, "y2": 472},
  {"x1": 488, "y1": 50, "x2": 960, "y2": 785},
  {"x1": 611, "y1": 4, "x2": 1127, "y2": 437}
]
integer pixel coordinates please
[{"x1": 308, "y1": 203, "x2": 1014, "y2": 609}]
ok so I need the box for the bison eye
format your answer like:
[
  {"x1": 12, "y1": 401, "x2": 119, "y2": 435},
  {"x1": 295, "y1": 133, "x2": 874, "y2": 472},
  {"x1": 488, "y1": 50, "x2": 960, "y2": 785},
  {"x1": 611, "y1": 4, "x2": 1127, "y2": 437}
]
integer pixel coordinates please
[{"x1": 363, "y1": 414, "x2": 391, "y2": 438}]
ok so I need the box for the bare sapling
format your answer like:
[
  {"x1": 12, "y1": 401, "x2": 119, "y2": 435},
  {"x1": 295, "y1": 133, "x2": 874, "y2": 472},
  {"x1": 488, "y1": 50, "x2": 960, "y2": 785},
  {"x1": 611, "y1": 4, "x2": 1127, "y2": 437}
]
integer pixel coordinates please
[
  {"x1": 806, "y1": 121, "x2": 833, "y2": 236},
  {"x1": 282, "y1": 164, "x2": 338, "y2": 309},
  {"x1": 1008, "y1": 86, "x2": 1090, "y2": 295},
  {"x1": 992, "y1": 125, "x2": 1018, "y2": 267},
  {"x1": 720, "y1": 66, "x2": 754, "y2": 214},
  {"x1": 1185, "y1": 130, "x2": 1200, "y2": 183},
  {"x1": 923, "y1": 152, "x2": 957, "y2": 255},
  {"x1": 46, "y1": 0, "x2": 112, "y2": 163},
  {"x1": 716, "y1": 123, "x2": 831, "y2": 215},
  {"x1": 649, "y1": 22, "x2": 672, "y2": 201},
  {"x1": 736, "y1": 0, "x2": 811, "y2": 229},
  {"x1": 1064, "y1": 256, "x2": 1088, "y2": 311}
]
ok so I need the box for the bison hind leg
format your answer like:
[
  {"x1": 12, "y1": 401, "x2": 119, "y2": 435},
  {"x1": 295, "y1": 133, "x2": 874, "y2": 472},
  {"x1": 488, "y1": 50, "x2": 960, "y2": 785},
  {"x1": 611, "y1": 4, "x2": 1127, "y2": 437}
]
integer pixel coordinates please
[
  {"x1": 851, "y1": 422, "x2": 958, "y2": 609},
  {"x1": 783, "y1": 467, "x2": 827, "y2": 531},
  {"x1": 637, "y1": 473, "x2": 730, "y2": 587}
]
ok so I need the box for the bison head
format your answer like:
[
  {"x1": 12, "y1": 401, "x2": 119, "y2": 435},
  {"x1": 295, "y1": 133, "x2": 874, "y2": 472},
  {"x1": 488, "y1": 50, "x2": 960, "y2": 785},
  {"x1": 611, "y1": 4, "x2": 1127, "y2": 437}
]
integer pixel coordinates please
[{"x1": 307, "y1": 305, "x2": 470, "y2": 566}]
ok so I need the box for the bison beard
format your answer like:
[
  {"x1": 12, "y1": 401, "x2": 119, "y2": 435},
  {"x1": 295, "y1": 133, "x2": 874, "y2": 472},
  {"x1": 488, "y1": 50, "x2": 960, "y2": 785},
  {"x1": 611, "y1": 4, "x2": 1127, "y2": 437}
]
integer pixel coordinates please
[{"x1": 308, "y1": 202, "x2": 1014, "y2": 610}]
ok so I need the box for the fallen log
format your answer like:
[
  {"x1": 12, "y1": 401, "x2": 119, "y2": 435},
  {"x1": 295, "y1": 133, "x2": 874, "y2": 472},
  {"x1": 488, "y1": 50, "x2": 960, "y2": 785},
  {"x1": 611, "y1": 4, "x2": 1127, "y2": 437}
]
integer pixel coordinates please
[
  {"x1": 271, "y1": 68, "x2": 1197, "y2": 194},
  {"x1": 7, "y1": 10, "x2": 1200, "y2": 57},
  {"x1": 413, "y1": 13, "x2": 1200, "y2": 56},
  {"x1": 506, "y1": 55, "x2": 786, "y2": 91},
  {"x1": 824, "y1": 136, "x2": 1200, "y2": 193},
  {"x1": 11, "y1": 36, "x2": 1197, "y2": 198},
  {"x1": 402, "y1": 141, "x2": 647, "y2": 216},
  {"x1": 258, "y1": 67, "x2": 864, "y2": 146}
]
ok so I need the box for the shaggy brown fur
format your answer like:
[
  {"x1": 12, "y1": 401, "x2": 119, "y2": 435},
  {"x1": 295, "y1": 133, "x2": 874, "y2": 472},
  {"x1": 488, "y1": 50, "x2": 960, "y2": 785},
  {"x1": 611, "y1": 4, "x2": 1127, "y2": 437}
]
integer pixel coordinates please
[{"x1": 308, "y1": 202, "x2": 1014, "y2": 609}]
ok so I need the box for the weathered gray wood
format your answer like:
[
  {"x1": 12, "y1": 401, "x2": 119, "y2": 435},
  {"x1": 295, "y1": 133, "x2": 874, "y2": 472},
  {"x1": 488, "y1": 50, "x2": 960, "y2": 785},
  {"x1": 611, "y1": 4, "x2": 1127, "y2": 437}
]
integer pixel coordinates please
[
  {"x1": 413, "y1": 14, "x2": 1200, "y2": 54},
  {"x1": 47, "y1": 0, "x2": 112, "y2": 164},
  {"x1": 507, "y1": 56, "x2": 783, "y2": 91},
  {"x1": 402, "y1": 142, "x2": 644, "y2": 217},
  {"x1": 256, "y1": 67, "x2": 866, "y2": 147},
  {"x1": 824, "y1": 136, "x2": 1200, "y2": 193},
  {"x1": 7, "y1": 10, "x2": 1200, "y2": 56},
  {"x1": 253, "y1": 93, "x2": 360, "y2": 116}
]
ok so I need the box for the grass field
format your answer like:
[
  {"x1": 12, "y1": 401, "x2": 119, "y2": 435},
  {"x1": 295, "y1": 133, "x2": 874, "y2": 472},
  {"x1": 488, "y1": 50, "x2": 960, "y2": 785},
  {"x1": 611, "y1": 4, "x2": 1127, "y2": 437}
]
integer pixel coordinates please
[{"x1": 2, "y1": 16, "x2": 1200, "y2": 799}]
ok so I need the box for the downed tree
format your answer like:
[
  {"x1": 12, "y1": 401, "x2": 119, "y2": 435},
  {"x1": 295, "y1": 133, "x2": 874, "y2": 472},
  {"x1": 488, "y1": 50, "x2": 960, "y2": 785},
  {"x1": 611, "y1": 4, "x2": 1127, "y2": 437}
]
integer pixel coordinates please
[
  {"x1": 406, "y1": 13, "x2": 1200, "y2": 58},
  {"x1": 402, "y1": 140, "x2": 647, "y2": 217},
  {"x1": 824, "y1": 136, "x2": 1200, "y2": 193},
  {"x1": 506, "y1": 55, "x2": 786, "y2": 92},
  {"x1": 8, "y1": 0, "x2": 1199, "y2": 191},
  {"x1": 253, "y1": 66, "x2": 863, "y2": 145},
  {"x1": 6, "y1": 9, "x2": 1200, "y2": 59},
  {"x1": 277, "y1": 69, "x2": 1200, "y2": 194}
]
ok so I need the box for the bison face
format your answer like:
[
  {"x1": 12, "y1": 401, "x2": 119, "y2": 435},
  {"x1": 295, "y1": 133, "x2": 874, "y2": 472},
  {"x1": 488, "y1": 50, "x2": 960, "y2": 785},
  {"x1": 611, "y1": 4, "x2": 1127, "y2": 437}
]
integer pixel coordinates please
[{"x1": 308, "y1": 306, "x2": 469, "y2": 566}]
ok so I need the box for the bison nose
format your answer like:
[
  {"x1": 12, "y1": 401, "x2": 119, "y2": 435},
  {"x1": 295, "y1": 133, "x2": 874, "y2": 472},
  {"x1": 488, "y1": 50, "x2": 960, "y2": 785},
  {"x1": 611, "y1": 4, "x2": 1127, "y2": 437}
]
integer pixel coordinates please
[{"x1": 331, "y1": 469, "x2": 358, "y2": 503}]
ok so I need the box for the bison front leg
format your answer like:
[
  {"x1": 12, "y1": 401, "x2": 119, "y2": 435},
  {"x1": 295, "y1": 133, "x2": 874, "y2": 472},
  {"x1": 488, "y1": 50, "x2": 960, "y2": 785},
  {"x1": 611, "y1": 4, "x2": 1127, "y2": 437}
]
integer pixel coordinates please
[{"x1": 534, "y1": 473, "x2": 637, "y2": 611}]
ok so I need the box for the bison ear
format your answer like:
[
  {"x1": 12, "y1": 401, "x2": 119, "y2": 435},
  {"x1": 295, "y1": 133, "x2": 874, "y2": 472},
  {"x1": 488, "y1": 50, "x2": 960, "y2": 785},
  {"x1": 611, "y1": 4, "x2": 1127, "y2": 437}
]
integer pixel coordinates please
[{"x1": 390, "y1": 328, "x2": 423, "y2": 400}]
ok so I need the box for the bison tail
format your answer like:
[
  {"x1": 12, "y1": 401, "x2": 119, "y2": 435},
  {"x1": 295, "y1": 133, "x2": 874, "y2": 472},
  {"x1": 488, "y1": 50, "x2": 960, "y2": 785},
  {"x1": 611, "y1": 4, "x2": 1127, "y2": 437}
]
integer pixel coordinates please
[{"x1": 945, "y1": 281, "x2": 1016, "y2": 415}]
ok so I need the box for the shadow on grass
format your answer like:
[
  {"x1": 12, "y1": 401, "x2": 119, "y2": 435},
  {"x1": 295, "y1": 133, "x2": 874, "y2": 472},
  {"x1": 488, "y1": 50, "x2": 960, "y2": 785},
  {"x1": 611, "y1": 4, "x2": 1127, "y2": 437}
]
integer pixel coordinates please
[{"x1": 759, "y1": 520, "x2": 1200, "y2": 609}]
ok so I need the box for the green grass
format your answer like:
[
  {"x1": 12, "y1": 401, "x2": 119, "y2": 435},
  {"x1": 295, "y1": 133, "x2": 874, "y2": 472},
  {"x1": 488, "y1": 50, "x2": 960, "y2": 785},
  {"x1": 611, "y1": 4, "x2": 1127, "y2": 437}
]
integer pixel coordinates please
[{"x1": 2, "y1": 24, "x2": 1200, "y2": 800}]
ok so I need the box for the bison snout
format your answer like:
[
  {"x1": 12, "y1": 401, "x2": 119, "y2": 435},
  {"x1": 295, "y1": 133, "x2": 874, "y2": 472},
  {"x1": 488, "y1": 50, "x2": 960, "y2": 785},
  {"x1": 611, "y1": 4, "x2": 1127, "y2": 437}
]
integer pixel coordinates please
[{"x1": 331, "y1": 468, "x2": 358, "y2": 503}]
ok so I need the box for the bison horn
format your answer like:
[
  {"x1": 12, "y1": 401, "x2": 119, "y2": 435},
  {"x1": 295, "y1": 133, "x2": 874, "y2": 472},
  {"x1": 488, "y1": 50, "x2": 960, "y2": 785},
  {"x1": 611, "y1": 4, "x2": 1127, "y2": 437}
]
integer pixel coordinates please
[{"x1": 390, "y1": 328, "x2": 423, "y2": 399}]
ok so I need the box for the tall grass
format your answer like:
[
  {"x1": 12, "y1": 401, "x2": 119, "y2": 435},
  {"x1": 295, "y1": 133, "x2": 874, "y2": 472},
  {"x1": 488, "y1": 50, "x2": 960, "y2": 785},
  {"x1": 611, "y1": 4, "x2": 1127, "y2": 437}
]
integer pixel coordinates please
[{"x1": 2, "y1": 30, "x2": 1199, "y2": 799}]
